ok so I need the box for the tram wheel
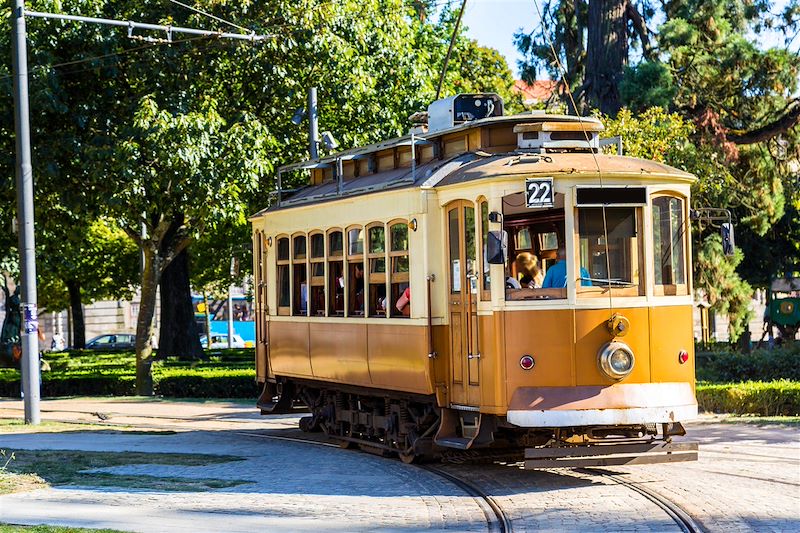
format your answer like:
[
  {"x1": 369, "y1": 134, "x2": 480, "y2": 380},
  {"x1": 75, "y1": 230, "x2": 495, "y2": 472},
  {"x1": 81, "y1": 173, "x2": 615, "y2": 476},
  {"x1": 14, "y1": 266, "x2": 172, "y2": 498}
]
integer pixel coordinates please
[
  {"x1": 338, "y1": 438, "x2": 357, "y2": 449},
  {"x1": 398, "y1": 451, "x2": 419, "y2": 464},
  {"x1": 299, "y1": 416, "x2": 320, "y2": 433}
]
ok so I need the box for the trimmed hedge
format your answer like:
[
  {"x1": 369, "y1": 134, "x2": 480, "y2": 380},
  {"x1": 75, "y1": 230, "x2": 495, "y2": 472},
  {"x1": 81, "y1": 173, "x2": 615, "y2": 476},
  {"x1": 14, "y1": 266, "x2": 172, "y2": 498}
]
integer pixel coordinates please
[
  {"x1": 0, "y1": 349, "x2": 259, "y2": 399},
  {"x1": 696, "y1": 380, "x2": 800, "y2": 416},
  {"x1": 695, "y1": 343, "x2": 800, "y2": 382}
]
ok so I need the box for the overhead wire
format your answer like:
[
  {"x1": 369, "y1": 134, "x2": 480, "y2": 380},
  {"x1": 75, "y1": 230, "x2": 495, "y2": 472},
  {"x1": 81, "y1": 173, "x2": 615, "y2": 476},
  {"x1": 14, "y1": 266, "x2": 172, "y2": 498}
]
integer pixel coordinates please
[
  {"x1": 531, "y1": 0, "x2": 615, "y2": 315},
  {"x1": 168, "y1": 0, "x2": 255, "y2": 35}
]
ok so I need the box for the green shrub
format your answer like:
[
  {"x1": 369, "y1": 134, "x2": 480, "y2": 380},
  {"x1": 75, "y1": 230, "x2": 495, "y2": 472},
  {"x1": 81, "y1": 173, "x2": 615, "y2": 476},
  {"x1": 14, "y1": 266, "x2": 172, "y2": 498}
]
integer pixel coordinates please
[
  {"x1": 696, "y1": 380, "x2": 800, "y2": 416},
  {"x1": 696, "y1": 343, "x2": 800, "y2": 382}
]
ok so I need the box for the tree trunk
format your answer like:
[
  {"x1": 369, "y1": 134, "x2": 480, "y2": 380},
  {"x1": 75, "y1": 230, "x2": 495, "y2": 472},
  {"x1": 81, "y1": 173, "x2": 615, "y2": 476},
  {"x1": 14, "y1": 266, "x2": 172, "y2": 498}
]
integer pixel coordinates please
[
  {"x1": 158, "y1": 247, "x2": 203, "y2": 359},
  {"x1": 65, "y1": 279, "x2": 85, "y2": 349},
  {"x1": 135, "y1": 247, "x2": 161, "y2": 396},
  {"x1": 586, "y1": 0, "x2": 627, "y2": 115}
]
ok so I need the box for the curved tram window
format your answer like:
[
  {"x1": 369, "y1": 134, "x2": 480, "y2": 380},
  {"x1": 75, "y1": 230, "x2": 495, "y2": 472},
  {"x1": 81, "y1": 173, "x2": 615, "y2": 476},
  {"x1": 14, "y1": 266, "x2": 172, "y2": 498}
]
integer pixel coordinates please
[
  {"x1": 328, "y1": 230, "x2": 345, "y2": 316},
  {"x1": 292, "y1": 234, "x2": 307, "y2": 315},
  {"x1": 652, "y1": 196, "x2": 687, "y2": 295},
  {"x1": 577, "y1": 207, "x2": 642, "y2": 295},
  {"x1": 389, "y1": 222, "x2": 409, "y2": 317},
  {"x1": 367, "y1": 224, "x2": 387, "y2": 317},
  {"x1": 309, "y1": 233, "x2": 325, "y2": 316},
  {"x1": 347, "y1": 227, "x2": 365, "y2": 316},
  {"x1": 276, "y1": 237, "x2": 290, "y2": 315}
]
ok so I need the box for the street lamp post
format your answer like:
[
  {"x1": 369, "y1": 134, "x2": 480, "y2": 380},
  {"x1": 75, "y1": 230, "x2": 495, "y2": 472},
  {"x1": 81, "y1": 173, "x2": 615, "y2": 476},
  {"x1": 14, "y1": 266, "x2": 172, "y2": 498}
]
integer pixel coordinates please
[{"x1": 11, "y1": 0, "x2": 40, "y2": 424}]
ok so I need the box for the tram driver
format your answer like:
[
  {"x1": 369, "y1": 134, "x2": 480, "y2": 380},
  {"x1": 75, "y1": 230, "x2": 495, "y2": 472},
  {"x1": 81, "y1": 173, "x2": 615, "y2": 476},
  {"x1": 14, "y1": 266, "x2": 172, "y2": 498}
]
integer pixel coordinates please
[{"x1": 542, "y1": 246, "x2": 592, "y2": 288}]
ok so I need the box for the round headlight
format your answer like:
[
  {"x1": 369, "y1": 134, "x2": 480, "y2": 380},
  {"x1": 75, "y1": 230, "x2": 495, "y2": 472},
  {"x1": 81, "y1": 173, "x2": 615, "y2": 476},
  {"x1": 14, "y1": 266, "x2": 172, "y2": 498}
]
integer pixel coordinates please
[{"x1": 598, "y1": 342, "x2": 635, "y2": 380}]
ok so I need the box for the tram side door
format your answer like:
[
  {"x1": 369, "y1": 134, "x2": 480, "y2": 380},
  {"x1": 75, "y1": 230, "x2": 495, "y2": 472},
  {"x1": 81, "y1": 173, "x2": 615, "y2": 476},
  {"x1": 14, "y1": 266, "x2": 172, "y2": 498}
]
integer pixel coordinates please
[{"x1": 446, "y1": 201, "x2": 481, "y2": 407}]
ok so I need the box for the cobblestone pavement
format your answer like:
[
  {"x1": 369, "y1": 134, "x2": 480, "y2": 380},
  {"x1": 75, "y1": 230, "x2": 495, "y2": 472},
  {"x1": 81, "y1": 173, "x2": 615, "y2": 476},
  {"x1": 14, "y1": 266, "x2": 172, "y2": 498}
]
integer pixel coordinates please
[{"x1": 1, "y1": 398, "x2": 798, "y2": 532}]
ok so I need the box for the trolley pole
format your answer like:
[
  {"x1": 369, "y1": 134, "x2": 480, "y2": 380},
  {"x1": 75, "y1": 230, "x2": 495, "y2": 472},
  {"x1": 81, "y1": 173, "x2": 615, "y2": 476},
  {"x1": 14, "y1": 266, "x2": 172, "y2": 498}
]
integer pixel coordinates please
[
  {"x1": 11, "y1": 0, "x2": 40, "y2": 425},
  {"x1": 308, "y1": 87, "x2": 319, "y2": 160}
]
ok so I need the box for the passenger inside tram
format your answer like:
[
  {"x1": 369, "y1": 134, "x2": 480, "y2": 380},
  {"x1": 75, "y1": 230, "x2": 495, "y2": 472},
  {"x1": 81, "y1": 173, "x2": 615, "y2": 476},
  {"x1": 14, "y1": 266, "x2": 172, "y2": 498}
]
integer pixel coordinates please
[{"x1": 502, "y1": 191, "x2": 567, "y2": 300}]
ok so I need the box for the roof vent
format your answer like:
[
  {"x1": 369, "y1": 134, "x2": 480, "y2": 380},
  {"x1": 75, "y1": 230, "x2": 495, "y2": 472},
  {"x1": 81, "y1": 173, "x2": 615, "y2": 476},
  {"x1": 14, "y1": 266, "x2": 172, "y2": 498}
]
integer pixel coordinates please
[
  {"x1": 513, "y1": 121, "x2": 603, "y2": 151},
  {"x1": 427, "y1": 93, "x2": 504, "y2": 134}
]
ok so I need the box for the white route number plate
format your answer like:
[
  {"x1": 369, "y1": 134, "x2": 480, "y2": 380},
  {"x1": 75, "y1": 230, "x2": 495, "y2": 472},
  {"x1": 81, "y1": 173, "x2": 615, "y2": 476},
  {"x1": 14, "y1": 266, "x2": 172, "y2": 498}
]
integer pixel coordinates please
[{"x1": 525, "y1": 177, "x2": 554, "y2": 208}]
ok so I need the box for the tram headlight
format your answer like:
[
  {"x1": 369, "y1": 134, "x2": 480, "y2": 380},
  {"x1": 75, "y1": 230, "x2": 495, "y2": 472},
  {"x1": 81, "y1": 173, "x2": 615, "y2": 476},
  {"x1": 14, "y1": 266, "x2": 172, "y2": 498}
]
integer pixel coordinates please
[{"x1": 598, "y1": 342, "x2": 635, "y2": 380}]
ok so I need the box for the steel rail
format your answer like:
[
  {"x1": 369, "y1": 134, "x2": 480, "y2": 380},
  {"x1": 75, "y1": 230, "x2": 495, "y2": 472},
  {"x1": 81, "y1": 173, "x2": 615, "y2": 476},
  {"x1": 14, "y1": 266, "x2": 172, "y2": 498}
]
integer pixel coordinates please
[
  {"x1": 24, "y1": 409, "x2": 512, "y2": 533},
  {"x1": 578, "y1": 468, "x2": 705, "y2": 533},
  {"x1": 418, "y1": 465, "x2": 513, "y2": 533}
]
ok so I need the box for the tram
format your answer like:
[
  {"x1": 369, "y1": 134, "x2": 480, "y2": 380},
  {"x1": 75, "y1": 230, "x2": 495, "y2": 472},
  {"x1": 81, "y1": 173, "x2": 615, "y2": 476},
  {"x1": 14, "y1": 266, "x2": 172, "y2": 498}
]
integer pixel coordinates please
[{"x1": 250, "y1": 93, "x2": 698, "y2": 467}]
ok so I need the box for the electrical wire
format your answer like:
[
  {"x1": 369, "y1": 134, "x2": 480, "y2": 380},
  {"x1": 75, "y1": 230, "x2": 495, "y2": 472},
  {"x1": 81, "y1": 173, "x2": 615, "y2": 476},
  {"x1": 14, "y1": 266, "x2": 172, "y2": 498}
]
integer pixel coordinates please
[
  {"x1": 168, "y1": 0, "x2": 255, "y2": 35},
  {"x1": 531, "y1": 0, "x2": 616, "y2": 314}
]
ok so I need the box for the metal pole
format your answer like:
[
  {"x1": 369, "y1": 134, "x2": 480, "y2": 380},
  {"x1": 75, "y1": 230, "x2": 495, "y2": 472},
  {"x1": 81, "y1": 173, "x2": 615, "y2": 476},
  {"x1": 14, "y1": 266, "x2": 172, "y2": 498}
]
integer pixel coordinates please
[
  {"x1": 227, "y1": 287, "x2": 234, "y2": 349},
  {"x1": 308, "y1": 87, "x2": 319, "y2": 160},
  {"x1": 11, "y1": 0, "x2": 40, "y2": 425}
]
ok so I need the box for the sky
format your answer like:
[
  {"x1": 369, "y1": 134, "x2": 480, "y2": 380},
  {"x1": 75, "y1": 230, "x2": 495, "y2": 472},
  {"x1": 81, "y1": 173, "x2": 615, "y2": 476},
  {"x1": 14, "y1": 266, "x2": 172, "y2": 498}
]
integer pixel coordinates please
[{"x1": 458, "y1": 0, "x2": 796, "y2": 79}]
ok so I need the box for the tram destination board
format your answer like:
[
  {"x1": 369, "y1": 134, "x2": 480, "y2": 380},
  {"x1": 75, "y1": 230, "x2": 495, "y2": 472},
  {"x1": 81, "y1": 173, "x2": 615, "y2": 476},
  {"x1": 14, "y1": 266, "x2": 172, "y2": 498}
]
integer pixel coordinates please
[{"x1": 525, "y1": 177, "x2": 554, "y2": 208}]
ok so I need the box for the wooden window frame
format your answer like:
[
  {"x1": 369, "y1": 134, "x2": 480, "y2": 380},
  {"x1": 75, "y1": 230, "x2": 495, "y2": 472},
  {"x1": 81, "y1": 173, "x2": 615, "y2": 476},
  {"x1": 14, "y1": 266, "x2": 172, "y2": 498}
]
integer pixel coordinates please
[
  {"x1": 388, "y1": 219, "x2": 410, "y2": 317},
  {"x1": 291, "y1": 232, "x2": 309, "y2": 316},
  {"x1": 309, "y1": 231, "x2": 326, "y2": 317},
  {"x1": 275, "y1": 234, "x2": 291, "y2": 316},
  {"x1": 651, "y1": 193, "x2": 689, "y2": 297},
  {"x1": 366, "y1": 222, "x2": 388, "y2": 318},
  {"x1": 327, "y1": 228, "x2": 346, "y2": 317},
  {"x1": 575, "y1": 206, "x2": 645, "y2": 298},
  {"x1": 346, "y1": 224, "x2": 366, "y2": 317},
  {"x1": 477, "y1": 198, "x2": 491, "y2": 301}
]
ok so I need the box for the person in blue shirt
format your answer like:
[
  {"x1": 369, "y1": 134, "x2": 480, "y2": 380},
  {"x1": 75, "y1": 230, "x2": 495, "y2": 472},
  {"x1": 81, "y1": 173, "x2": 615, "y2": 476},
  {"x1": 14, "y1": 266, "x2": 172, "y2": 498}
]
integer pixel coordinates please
[{"x1": 541, "y1": 246, "x2": 592, "y2": 288}]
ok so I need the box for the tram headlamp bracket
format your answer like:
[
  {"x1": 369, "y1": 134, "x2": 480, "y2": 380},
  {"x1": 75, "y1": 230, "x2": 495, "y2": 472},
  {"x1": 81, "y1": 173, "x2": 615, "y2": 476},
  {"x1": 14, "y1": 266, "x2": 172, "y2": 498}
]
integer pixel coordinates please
[{"x1": 598, "y1": 342, "x2": 635, "y2": 381}]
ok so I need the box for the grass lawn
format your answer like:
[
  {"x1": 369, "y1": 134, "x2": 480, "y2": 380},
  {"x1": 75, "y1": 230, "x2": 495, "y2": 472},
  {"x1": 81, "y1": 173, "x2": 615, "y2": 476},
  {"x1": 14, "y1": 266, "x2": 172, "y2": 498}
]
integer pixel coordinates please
[
  {"x1": 0, "y1": 448, "x2": 249, "y2": 494},
  {"x1": 0, "y1": 526, "x2": 128, "y2": 533}
]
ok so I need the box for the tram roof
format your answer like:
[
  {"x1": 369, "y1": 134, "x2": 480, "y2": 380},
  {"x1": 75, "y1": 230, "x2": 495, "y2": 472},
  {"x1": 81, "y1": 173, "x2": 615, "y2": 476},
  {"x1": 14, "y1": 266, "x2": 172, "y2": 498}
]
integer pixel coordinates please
[{"x1": 253, "y1": 149, "x2": 695, "y2": 217}]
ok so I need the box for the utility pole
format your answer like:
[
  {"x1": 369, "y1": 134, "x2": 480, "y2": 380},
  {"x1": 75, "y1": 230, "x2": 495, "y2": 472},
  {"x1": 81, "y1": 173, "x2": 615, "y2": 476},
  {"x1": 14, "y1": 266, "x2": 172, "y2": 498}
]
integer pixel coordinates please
[
  {"x1": 12, "y1": 0, "x2": 40, "y2": 425},
  {"x1": 10, "y1": 1, "x2": 270, "y2": 423}
]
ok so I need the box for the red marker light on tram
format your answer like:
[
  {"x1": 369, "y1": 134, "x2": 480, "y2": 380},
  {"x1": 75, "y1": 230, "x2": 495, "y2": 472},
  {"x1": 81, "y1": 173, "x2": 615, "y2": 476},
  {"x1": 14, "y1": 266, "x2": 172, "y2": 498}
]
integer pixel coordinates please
[
  {"x1": 520, "y1": 355, "x2": 535, "y2": 370},
  {"x1": 678, "y1": 350, "x2": 689, "y2": 364}
]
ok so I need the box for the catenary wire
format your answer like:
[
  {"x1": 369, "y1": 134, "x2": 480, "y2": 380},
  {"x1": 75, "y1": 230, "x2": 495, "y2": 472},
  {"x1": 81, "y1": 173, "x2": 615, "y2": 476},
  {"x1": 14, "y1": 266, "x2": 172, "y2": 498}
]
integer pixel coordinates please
[{"x1": 532, "y1": 0, "x2": 616, "y2": 317}]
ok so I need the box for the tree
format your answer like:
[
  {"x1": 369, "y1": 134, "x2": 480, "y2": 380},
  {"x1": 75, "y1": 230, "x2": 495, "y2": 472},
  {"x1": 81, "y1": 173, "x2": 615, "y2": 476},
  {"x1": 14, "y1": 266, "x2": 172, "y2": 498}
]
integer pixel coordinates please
[{"x1": 516, "y1": 1, "x2": 800, "y2": 340}]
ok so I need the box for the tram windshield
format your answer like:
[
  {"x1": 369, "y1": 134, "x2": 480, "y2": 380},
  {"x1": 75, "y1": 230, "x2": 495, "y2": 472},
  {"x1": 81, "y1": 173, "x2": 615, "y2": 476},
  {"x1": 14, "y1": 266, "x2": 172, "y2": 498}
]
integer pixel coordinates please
[
  {"x1": 577, "y1": 207, "x2": 643, "y2": 295},
  {"x1": 502, "y1": 191, "x2": 567, "y2": 300}
]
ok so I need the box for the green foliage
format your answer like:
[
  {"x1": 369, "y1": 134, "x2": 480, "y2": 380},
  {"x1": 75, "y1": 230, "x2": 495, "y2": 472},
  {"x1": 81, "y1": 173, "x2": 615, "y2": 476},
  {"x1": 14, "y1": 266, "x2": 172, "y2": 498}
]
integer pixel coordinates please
[
  {"x1": 601, "y1": 107, "x2": 694, "y2": 162},
  {"x1": 696, "y1": 380, "x2": 800, "y2": 416},
  {"x1": 696, "y1": 343, "x2": 800, "y2": 382},
  {"x1": 619, "y1": 62, "x2": 676, "y2": 113},
  {"x1": 0, "y1": 349, "x2": 257, "y2": 398},
  {"x1": 695, "y1": 234, "x2": 754, "y2": 339}
]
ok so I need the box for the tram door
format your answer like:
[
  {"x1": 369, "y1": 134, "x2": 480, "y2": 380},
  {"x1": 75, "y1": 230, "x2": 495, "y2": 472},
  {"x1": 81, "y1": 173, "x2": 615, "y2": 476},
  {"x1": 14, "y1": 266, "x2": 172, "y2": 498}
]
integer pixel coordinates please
[{"x1": 446, "y1": 201, "x2": 481, "y2": 407}]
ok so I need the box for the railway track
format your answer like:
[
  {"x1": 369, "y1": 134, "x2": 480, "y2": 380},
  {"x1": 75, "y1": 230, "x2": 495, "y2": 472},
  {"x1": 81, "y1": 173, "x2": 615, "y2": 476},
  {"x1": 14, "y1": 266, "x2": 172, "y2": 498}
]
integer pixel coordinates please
[
  {"x1": 4, "y1": 408, "x2": 708, "y2": 533},
  {"x1": 577, "y1": 468, "x2": 705, "y2": 533}
]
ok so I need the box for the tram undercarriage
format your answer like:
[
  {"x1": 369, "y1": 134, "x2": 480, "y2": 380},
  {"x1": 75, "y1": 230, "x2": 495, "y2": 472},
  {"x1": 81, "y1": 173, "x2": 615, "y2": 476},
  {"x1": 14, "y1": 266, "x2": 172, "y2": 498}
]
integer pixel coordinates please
[{"x1": 257, "y1": 379, "x2": 698, "y2": 467}]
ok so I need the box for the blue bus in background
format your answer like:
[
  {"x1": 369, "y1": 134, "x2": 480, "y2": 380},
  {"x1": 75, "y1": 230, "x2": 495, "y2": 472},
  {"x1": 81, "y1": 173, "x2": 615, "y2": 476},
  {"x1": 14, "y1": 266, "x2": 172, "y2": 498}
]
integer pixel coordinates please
[{"x1": 192, "y1": 294, "x2": 255, "y2": 347}]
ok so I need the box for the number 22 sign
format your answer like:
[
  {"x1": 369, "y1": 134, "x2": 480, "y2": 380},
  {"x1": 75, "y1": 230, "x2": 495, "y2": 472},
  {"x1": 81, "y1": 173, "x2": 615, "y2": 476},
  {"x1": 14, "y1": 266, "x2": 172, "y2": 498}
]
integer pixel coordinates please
[{"x1": 525, "y1": 177, "x2": 554, "y2": 208}]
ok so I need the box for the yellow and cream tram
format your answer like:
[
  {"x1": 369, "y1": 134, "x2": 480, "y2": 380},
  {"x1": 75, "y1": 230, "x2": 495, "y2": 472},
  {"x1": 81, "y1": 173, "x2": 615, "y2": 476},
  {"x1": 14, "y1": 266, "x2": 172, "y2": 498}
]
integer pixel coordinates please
[{"x1": 251, "y1": 94, "x2": 698, "y2": 466}]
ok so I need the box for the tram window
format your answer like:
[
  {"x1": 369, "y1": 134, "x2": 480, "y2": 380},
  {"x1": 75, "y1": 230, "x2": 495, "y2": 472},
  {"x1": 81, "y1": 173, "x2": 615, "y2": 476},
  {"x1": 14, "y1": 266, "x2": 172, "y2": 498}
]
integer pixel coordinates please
[
  {"x1": 515, "y1": 228, "x2": 532, "y2": 250},
  {"x1": 348, "y1": 228, "x2": 364, "y2": 255},
  {"x1": 653, "y1": 196, "x2": 688, "y2": 295},
  {"x1": 329, "y1": 231, "x2": 344, "y2": 256},
  {"x1": 277, "y1": 265, "x2": 290, "y2": 309},
  {"x1": 540, "y1": 232, "x2": 558, "y2": 251},
  {"x1": 328, "y1": 230, "x2": 345, "y2": 316},
  {"x1": 277, "y1": 237, "x2": 290, "y2": 261},
  {"x1": 347, "y1": 226, "x2": 365, "y2": 316},
  {"x1": 479, "y1": 201, "x2": 491, "y2": 297},
  {"x1": 276, "y1": 237, "x2": 291, "y2": 315},
  {"x1": 294, "y1": 235, "x2": 306, "y2": 260},
  {"x1": 448, "y1": 208, "x2": 460, "y2": 293},
  {"x1": 501, "y1": 191, "x2": 566, "y2": 300},
  {"x1": 309, "y1": 233, "x2": 325, "y2": 316},
  {"x1": 292, "y1": 264, "x2": 307, "y2": 315},
  {"x1": 368, "y1": 224, "x2": 387, "y2": 317},
  {"x1": 464, "y1": 206, "x2": 476, "y2": 293},
  {"x1": 292, "y1": 234, "x2": 308, "y2": 316},
  {"x1": 310, "y1": 233, "x2": 324, "y2": 259},
  {"x1": 389, "y1": 222, "x2": 410, "y2": 317},
  {"x1": 577, "y1": 207, "x2": 643, "y2": 295}
]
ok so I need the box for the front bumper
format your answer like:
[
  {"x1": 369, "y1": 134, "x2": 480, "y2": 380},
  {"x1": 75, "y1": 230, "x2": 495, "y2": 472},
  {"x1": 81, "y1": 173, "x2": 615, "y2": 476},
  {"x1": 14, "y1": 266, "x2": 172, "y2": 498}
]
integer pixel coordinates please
[{"x1": 506, "y1": 382, "x2": 698, "y2": 428}]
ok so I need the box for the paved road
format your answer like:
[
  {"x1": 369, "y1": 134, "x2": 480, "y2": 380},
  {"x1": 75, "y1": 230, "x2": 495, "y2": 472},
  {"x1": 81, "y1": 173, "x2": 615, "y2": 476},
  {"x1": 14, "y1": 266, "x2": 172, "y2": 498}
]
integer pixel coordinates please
[{"x1": 0, "y1": 398, "x2": 798, "y2": 532}]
